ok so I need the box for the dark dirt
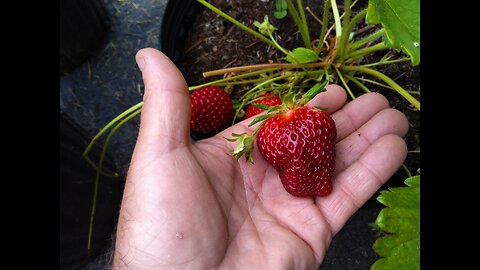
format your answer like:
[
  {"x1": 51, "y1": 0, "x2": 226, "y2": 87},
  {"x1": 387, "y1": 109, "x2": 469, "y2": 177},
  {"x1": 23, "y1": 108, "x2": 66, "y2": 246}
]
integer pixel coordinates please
[{"x1": 179, "y1": 0, "x2": 420, "y2": 187}]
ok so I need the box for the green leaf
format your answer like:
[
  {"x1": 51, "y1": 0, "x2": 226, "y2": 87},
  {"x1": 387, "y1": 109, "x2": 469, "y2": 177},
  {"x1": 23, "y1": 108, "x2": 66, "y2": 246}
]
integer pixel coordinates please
[
  {"x1": 284, "y1": 47, "x2": 319, "y2": 64},
  {"x1": 249, "y1": 113, "x2": 273, "y2": 127},
  {"x1": 372, "y1": 238, "x2": 420, "y2": 270},
  {"x1": 371, "y1": 173, "x2": 420, "y2": 270},
  {"x1": 252, "y1": 103, "x2": 270, "y2": 110},
  {"x1": 298, "y1": 80, "x2": 328, "y2": 106},
  {"x1": 366, "y1": 0, "x2": 420, "y2": 66},
  {"x1": 274, "y1": 0, "x2": 287, "y2": 19}
]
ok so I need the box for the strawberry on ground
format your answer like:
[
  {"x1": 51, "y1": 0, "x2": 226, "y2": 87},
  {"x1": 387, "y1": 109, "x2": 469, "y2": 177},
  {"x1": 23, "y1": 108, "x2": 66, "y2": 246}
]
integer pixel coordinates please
[
  {"x1": 243, "y1": 93, "x2": 282, "y2": 120},
  {"x1": 190, "y1": 85, "x2": 234, "y2": 134},
  {"x1": 256, "y1": 106, "x2": 337, "y2": 197}
]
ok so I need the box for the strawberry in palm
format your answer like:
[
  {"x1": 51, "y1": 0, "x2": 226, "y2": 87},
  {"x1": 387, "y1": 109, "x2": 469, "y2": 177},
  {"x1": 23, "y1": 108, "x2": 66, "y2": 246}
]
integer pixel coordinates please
[
  {"x1": 228, "y1": 81, "x2": 336, "y2": 197},
  {"x1": 257, "y1": 106, "x2": 336, "y2": 197}
]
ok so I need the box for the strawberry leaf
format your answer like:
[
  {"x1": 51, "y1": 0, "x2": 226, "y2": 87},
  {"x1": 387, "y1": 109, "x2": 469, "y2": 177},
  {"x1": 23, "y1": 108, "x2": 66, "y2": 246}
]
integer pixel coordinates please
[
  {"x1": 366, "y1": 0, "x2": 420, "y2": 66},
  {"x1": 314, "y1": 106, "x2": 328, "y2": 111},
  {"x1": 252, "y1": 103, "x2": 270, "y2": 110},
  {"x1": 248, "y1": 113, "x2": 273, "y2": 127},
  {"x1": 371, "y1": 172, "x2": 420, "y2": 270},
  {"x1": 284, "y1": 47, "x2": 320, "y2": 64},
  {"x1": 298, "y1": 80, "x2": 328, "y2": 106}
]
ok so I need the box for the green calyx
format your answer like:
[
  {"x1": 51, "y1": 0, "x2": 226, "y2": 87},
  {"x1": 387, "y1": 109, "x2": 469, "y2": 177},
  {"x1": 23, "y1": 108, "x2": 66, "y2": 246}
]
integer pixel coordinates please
[
  {"x1": 225, "y1": 133, "x2": 255, "y2": 163},
  {"x1": 281, "y1": 79, "x2": 328, "y2": 108}
]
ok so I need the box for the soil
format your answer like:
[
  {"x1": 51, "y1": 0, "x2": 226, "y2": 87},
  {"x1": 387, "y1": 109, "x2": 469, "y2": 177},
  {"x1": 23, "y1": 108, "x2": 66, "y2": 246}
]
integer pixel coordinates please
[{"x1": 179, "y1": 0, "x2": 420, "y2": 187}]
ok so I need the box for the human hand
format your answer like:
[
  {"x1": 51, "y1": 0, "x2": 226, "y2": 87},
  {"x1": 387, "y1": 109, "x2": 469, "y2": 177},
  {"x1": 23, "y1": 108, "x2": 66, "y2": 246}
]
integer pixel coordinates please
[{"x1": 112, "y1": 48, "x2": 409, "y2": 269}]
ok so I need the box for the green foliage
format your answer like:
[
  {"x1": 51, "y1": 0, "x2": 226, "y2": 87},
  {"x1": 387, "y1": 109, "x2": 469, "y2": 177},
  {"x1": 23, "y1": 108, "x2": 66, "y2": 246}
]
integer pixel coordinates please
[
  {"x1": 371, "y1": 173, "x2": 420, "y2": 270},
  {"x1": 285, "y1": 47, "x2": 320, "y2": 64},
  {"x1": 366, "y1": 0, "x2": 420, "y2": 65}
]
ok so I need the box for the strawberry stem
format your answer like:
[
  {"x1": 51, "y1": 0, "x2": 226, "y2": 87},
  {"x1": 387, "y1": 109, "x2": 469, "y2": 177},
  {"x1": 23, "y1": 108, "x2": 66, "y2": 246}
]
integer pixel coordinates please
[
  {"x1": 316, "y1": 0, "x2": 332, "y2": 54},
  {"x1": 344, "y1": 43, "x2": 389, "y2": 62},
  {"x1": 338, "y1": 0, "x2": 351, "y2": 58},
  {"x1": 359, "y1": 57, "x2": 410, "y2": 68},
  {"x1": 343, "y1": 75, "x2": 371, "y2": 93},
  {"x1": 87, "y1": 107, "x2": 142, "y2": 253},
  {"x1": 202, "y1": 61, "x2": 329, "y2": 78},
  {"x1": 285, "y1": 0, "x2": 311, "y2": 49},
  {"x1": 83, "y1": 101, "x2": 144, "y2": 172},
  {"x1": 189, "y1": 68, "x2": 281, "y2": 91},
  {"x1": 334, "y1": 66, "x2": 355, "y2": 99},
  {"x1": 330, "y1": 0, "x2": 342, "y2": 43},
  {"x1": 341, "y1": 65, "x2": 420, "y2": 110},
  {"x1": 348, "y1": 29, "x2": 385, "y2": 52},
  {"x1": 196, "y1": 0, "x2": 275, "y2": 48}
]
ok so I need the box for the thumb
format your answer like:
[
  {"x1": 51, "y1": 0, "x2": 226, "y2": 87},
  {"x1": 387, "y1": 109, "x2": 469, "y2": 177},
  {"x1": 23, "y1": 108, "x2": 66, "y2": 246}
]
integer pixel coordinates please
[{"x1": 134, "y1": 48, "x2": 190, "y2": 153}]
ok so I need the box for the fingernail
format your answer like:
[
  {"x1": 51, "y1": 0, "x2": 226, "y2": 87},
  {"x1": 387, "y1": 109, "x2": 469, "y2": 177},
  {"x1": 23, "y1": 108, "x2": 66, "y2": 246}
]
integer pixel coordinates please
[{"x1": 136, "y1": 57, "x2": 146, "y2": 72}]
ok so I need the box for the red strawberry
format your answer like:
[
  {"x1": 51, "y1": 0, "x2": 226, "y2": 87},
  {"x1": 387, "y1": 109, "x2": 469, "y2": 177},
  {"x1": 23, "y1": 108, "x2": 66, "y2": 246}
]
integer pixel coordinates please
[
  {"x1": 190, "y1": 85, "x2": 234, "y2": 134},
  {"x1": 256, "y1": 106, "x2": 336, "y2": 197},
  {"x1": 243, "y1": 93, "x2": 282, "y2": 120}
]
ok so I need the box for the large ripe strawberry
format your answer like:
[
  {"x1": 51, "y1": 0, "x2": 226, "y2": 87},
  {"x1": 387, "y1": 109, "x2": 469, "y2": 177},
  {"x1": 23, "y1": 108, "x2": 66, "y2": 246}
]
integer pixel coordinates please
[
  {"x1": 243, "y1": 93, "x2": 282, "y2": 120},
  {"x1": 256, "y1": 106, "x2": 336, "y2": 197},
  {"x1": 190, "y1": 85, "x2": 234, "y2": 134}
]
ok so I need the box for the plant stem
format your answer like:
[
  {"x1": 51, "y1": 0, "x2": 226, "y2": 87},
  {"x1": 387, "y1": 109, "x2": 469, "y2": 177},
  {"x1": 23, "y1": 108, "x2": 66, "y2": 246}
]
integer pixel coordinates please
[
  {"x1": 401, "y1": 164, "x2": 412, "y2": 177},
  {"x1": 330, "y1": 0, "x2": 342, "y2": 41},
  {"x1": 190, "y1": 70, "x2": 283, "y2": 90},
  {"x1": 233, "y1": 73, "x2": 294, "y2": 121},
  {"x1": 349, "y1": 28, "x2": 385, "y2": 51},
  {"x1": 269, "y1": 33, "x2": 292, "y2": 56},
  {"x1": 202, "y1": 61, "x2": 329, "y2": 77},
  {"x1": 297, "y1": 0, "x2": 312, "y2": 48},
  {"x1": 240, "y1": 73, "x2": 294, "y2": 100},
  {"x1": 345, "y1": 75, "x2": 371, "y2": 93},
  {"x1": 83, "y1": 102, "x2": 144, "y2": 157},
  {"x1": 407, "y1": 90, "x2": 420, "y2": 95},
  {"x1": 196, "y1": 0, "x2": 275, "y2": 47},
  {"x1": 334, "y1": 66, "x2": 355, "y2": 99},
  {"x1": 84, "y1": 156, "x2": 119, "y2": 177},
  {"x1": 337, "y1": 0, "x2": 352, "y2": 59},
  {"x1": 353, "y1": 76, "x2": 394, "y2": 90},
  {"x1": 341, "y1": 65, "x2": 420, "y2": 110},
  {"x1": 317, "y1": 0, "x2": 332, "y2": 54},
  {"x1": 346, "y1": 42, "x2": 389, "y2": 60},
  {"x1": 306, "y1": 6, "x2": 323, "y2": 25},
  {"x1": 87, "y1": 108, "x2": 142, "y2": 252},
  {"x1": 360, "y1": 57, "x2": 410, "y2": 68},
  {"x1": 285, "y1": 0, "x2": 311, "y2": 49},
  {"x1": 339, "y1": 9, "x2": 367, "y2": 60},
  {"x1": 343, "y1": 0, "x2": 351, "y2": 35}
]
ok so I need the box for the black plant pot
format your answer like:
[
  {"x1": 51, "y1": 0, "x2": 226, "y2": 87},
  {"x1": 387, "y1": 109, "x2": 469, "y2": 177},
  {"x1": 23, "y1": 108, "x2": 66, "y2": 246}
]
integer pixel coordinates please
[
  {"x1": 60, "y1": 0, "x2": 109, "y2": 75},
  {"x1": 161, "y1": 0, "x2": 202, "y2": 68}
]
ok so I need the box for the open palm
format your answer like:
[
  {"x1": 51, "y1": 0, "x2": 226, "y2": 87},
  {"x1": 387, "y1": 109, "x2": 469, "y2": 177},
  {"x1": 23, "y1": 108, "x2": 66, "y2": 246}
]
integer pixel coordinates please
[{"x1": 113, "y1": 48, "x2": 408, "y2": 269}]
